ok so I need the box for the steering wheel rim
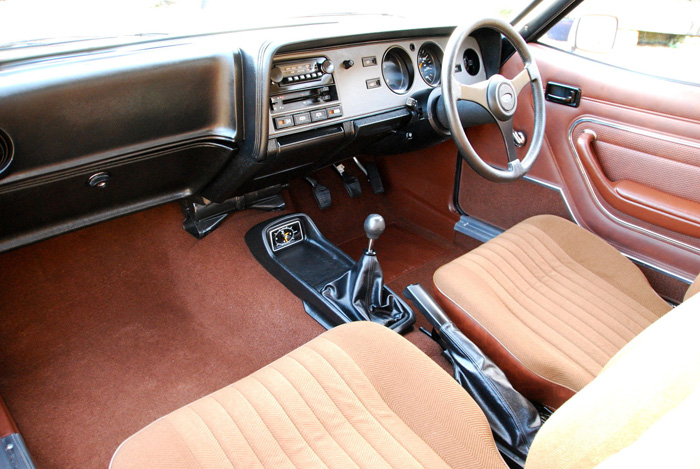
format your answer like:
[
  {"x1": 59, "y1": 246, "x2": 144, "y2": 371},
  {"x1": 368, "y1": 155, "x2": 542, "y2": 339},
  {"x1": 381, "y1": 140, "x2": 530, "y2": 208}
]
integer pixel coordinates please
[{"x1": 441, "y1": 18, "x2": 545, "y2": 182}]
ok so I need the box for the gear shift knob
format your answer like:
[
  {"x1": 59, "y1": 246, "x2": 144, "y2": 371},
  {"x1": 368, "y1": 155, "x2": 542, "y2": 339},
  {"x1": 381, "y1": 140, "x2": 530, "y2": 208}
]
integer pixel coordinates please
[{"x1": 364, "y1": 214, "x2": 385, "y2": 253}]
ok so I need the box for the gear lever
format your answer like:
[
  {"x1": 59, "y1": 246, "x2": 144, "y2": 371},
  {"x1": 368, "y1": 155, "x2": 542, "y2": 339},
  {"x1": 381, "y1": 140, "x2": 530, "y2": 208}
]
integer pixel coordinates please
[
  {"x1": 364, "y1": 213, "x2": 385, "y2": 254},
  {"x1": 321, "y1": 213, "x2": 412, "y2": 329}
]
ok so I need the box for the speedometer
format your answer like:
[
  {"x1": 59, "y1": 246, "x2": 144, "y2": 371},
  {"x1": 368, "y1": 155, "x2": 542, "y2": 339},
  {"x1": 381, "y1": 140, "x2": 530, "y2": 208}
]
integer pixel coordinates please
[{"x1": 417, "y1": 43, "x2": 443, "y2": 87}]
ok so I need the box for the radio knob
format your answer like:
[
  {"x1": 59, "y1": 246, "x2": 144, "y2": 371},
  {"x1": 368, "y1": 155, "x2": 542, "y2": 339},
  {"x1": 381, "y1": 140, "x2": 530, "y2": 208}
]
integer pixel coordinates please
[
  {"x1": 321, "y1": 59, "x2": 335, "y2": 74},
  {"x1": 270, "y1": 66, "x2": 284, "y2": 83}
]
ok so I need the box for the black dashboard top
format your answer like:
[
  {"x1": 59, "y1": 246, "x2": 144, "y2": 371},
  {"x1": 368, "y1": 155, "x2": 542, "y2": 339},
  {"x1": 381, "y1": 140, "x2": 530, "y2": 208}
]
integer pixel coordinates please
[{"x1": 0, "y1": 16, "x2": 500, "y2": 252}]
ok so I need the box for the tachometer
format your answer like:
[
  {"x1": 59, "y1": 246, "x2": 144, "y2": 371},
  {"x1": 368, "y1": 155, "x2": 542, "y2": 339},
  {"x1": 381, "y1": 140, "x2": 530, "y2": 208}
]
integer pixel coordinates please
[{"x1": 417, "y1": 43, "x2": 443, "y2": 87}]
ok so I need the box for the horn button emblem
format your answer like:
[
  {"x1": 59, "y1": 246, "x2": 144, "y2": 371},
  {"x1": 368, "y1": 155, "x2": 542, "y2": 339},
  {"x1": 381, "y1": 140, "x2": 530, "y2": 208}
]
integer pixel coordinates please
[
  {"x1": 500, "y1": 90, "x2": 514, "y2": 109},
  {"x1": 487, "y1": 76, "x2": 518, "y2": 121}
]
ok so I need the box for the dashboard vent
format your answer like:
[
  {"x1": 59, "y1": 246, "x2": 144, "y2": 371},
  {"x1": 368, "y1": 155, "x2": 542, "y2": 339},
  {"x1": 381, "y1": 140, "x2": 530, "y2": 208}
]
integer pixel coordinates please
[
  {"x1": 463, "y1": 49, "x2": 481, "y2": 76},
  {"x1": 0, "y1": 128, "x2": 13, "y2": 176}
]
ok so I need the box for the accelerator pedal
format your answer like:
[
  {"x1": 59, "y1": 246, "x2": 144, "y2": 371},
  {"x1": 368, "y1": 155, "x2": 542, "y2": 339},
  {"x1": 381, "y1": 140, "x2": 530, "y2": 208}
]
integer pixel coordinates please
[
  {"x1": 353, "y1": 157, "x2": 384, "y2": 194},
  {"x1": 304, "y1": 176, "x2": 332, "y2": 210},
  {"x1": 332, "y1": 163, "x2": 362, "y2": 198}
]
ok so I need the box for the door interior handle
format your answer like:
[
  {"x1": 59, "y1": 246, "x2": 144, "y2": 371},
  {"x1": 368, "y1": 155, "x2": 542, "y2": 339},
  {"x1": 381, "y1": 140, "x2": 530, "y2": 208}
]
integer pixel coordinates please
[{"x1": 545, "y1": 82, "x2": 581, "y2": 107}]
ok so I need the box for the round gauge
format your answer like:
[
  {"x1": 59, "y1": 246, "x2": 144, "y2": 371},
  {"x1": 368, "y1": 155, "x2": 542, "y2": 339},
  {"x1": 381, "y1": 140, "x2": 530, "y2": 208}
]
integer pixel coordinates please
[
  {"x1": 273, "y1": 228, "x2": 295, "y2": 247},
  {"x1": 417, "y1": 43, "x2": 443, "y2": 86},
  {"x1": 463, "y1": 48, "x2": 481, "y2": 76},
  {"x1": 382, "y1": 47, "x2": 414, "y2": 94}
]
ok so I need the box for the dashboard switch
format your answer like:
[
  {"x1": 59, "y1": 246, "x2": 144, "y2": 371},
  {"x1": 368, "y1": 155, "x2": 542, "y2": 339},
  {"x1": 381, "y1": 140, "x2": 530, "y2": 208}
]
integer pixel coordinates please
[
  {"x1": 327, "y1": 106, "x2": 343, "y2": 118},
  {"x1": 310, "y1": 109, "x2": 328, "y2": 122},
  {"x1": 362, "y1": 56, "x2": 377, "y2": 67},
  {"x1": 366, "y1": 78, "x2": 381, "y2": 89},
  {"x1": 274, "y1": 115, "x2": 294, "y2": 129},
  {"x1": 293, "y1": 112, "x2": 311, "y2": 125}
]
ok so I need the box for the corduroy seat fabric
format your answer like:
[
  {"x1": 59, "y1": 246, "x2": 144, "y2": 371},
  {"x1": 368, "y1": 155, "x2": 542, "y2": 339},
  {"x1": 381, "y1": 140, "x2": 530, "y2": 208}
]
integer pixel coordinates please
[
  {"x1": 110, "y1": 321, "x2": 507, "y2": 469},
  {"x1": 433, "y1": 215, "x2": 673, "y2": 408}
]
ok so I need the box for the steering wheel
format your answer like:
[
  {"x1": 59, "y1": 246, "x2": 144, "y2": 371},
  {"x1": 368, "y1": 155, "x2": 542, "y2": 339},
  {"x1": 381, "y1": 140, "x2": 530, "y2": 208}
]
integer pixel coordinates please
[{"x1": 441, "y1": 19, "x2": 545, "y2": 182}]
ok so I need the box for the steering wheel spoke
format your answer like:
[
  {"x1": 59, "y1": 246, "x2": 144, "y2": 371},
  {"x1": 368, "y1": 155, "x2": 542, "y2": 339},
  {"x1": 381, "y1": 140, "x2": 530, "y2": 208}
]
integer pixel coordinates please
[
  {"x1": 497, "y1": 118, "x2": 519, "y2": 163},
  {"x1": 456, "y1": 79, "x2": 489, "y2": 109},
  {"x1": 511, "y1": 67, "x2": 533, "y2": 95}
]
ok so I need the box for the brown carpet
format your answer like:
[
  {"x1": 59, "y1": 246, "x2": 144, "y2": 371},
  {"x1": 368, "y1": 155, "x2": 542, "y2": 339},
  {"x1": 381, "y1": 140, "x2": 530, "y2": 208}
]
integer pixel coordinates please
[
  {"x1": 0, "y1": 205, "x2": 325, "y2": 468},
  {"x1": 337, "y1": 223, "x2": 451, "y2": 282},
  {"x1": 0, "y1": 165, "x2": 470, "y2": 468}
]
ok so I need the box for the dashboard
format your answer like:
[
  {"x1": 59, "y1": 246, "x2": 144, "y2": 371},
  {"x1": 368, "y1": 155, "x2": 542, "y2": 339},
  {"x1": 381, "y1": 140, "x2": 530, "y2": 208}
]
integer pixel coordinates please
[
  {"x1": 0, "y1": 19, "x2": 501, "y2": 251},
  {"x1": 268, "y1": 36, "x2": 486, "y2": 138}
]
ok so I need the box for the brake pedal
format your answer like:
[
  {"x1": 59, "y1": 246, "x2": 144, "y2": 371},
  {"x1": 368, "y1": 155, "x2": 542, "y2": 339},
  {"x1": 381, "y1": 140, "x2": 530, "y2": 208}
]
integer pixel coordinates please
[
  {"x1": 304, "y1": 176, "x2": 332, "y2": 210},
  {"x1": 353, "y1": 157, "x2": 384, "y2": 194},
  {"x1": 332, "y1": 163, "x2": 362, "y2": 198}
]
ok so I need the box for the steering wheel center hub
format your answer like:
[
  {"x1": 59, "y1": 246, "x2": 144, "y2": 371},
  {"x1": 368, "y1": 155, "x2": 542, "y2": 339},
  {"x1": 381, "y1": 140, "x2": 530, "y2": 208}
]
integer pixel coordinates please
[{"x1": 487, "y1": 76, "x2": 517, "y2": 120}]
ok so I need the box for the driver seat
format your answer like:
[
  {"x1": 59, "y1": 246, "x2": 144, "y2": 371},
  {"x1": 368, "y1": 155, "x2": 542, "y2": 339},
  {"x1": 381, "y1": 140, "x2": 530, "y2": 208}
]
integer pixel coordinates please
[{"x1": 433, "y1": 215, "x2": 699, "y2": 408}]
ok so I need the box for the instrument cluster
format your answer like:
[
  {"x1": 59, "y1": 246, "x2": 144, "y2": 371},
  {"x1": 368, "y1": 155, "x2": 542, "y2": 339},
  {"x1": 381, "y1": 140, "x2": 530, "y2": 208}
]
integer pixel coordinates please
[{"x1": 380, "y1": 41, "x2": 481, "y2": 93}]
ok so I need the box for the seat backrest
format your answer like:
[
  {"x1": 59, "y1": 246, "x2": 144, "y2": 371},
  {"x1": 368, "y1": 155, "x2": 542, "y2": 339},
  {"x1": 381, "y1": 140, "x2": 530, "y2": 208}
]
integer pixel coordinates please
[{"x1": 525, "y1": 293, "x2": 700, "y2": 468}]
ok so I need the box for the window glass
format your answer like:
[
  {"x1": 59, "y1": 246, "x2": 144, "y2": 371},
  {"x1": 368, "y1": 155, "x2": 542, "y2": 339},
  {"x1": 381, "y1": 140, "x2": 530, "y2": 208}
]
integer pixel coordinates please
[
  {"x1": 0, "y1": 0, "x2": 532, "y2": 52},
  {"x1": 539, "y1": 0, "x2": 700, "y2": 84}
]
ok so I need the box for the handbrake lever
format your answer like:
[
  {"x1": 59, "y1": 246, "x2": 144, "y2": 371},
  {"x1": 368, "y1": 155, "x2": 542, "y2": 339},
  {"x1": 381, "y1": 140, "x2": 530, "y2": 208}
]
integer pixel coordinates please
[{"x1": 404, "y1": 284, "x2": 542, "y2": 468}]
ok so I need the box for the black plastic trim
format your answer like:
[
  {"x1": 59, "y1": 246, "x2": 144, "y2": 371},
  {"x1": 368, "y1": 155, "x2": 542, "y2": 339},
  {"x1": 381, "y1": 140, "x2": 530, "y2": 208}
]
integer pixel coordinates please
[
  {"x1": 500, "y1": 0, "x2": 584, "y2": 66},
  {"x1": 245, "y1": 213, "x2": 415, "y2": 334}
]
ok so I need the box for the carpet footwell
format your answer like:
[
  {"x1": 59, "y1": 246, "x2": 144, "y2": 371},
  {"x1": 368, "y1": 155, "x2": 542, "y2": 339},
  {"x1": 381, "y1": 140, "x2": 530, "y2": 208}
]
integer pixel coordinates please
[
  {"x1": 0, "y1": 205, "x2": 325, "y2": 468},
  {"x1": 0, "y1": 174, "x2": 470, "y2": 467}
]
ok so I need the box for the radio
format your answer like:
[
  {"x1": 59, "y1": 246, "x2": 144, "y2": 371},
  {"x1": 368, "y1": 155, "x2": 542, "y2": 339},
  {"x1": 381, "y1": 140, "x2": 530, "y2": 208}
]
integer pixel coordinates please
[
  {"x1": 269, "y1": 56, "x2": 342, "y2": 131},
  {"x1": 270, "y1": 57, "x2": 335, "y2": 86}
]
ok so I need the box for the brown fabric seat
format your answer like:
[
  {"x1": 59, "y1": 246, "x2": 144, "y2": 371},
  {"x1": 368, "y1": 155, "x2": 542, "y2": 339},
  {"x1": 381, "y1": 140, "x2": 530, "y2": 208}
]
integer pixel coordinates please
[
  {"x1": 111, "y1": 321, "x2": 507, "y2": 469},
  {"x1": 112, "y1": 295, "x2": 700, "y2": 468},
  {"x1": 525, "y1": 292, "x2": 700, "y2": 468},
  {"x1": 433, "y1": 215, "x2": 673, "y2": 408}
]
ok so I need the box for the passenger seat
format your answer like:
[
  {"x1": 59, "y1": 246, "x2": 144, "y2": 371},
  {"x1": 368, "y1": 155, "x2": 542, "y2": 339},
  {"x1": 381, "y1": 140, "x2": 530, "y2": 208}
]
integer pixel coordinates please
[{"x1": 112, "y1": 293, "x2": 700, "y2": 468}]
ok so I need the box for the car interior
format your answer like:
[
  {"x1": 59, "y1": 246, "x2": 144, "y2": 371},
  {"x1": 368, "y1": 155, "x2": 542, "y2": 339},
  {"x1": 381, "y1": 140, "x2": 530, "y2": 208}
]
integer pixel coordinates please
[{"x1": 1, "y1": 0, "x2": 699, "y2": 467}]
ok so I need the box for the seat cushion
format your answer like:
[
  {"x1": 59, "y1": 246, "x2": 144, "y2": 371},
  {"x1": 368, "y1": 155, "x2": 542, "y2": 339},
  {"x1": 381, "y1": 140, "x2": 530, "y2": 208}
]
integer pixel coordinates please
[
  {"x1": 434, "y1": 215, "x2": 670, "y2": 408},
  {"x1": 111, "y1": 321, "x2": 507, "y2": 469},
  {"x1": 526, "y1": 293, "x2": 700, "y2": 468}
]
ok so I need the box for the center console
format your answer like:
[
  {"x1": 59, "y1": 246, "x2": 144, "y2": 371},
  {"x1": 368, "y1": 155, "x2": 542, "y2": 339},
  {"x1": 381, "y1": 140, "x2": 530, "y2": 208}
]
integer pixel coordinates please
[{"x1": 245, "y1": 213, "x2": 415, "y2": 334}]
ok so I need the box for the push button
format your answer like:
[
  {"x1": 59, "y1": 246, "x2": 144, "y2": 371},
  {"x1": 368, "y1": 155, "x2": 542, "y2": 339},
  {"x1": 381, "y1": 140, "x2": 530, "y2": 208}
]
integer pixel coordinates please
[
  {"x1": 362, "y1": 56, "x2": 377, "y2": 67},
  {"x1": 293, "y1": 112, "x2": 311, "y2": 126},
  {"x1": 274, "y1": 115, "x2": 293, "y2": 130},
  {"x1": 310, "y1": 109, "x2": 328, "y2": 122},
  {"x1": 327, "y1": 106, "x2": 342, "y2": 118},
  {"x1": 366, "y1": 78, "x2": 381, "y2": 89}
]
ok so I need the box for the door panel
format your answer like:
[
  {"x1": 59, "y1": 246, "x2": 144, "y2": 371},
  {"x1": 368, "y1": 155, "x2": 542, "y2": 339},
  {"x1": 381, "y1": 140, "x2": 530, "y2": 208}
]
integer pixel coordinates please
[
  {"x1": 463, "y1": 43, "x2": 700, "y2": 283},
  {"x1": 572, "y1": 119, "x2": 700, "y2": 237}
]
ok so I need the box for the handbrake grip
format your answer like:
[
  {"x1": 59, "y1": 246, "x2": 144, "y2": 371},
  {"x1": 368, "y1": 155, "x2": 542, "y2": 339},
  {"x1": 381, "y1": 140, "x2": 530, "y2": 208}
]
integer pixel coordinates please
[{"x1": 403, "y1": 284, "x2": 451, "y2": 329}]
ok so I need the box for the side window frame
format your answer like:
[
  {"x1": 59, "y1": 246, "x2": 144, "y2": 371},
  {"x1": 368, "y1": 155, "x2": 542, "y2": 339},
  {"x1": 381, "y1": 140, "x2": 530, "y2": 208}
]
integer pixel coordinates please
[{"x1": 537, "y1": 0, "x2": 700, "y2": 85}]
